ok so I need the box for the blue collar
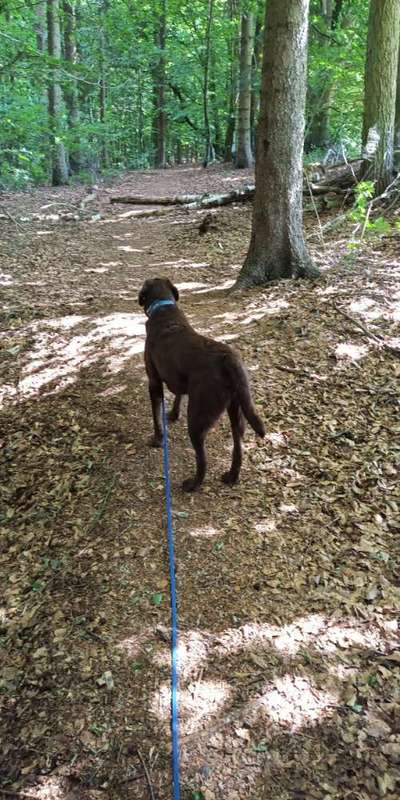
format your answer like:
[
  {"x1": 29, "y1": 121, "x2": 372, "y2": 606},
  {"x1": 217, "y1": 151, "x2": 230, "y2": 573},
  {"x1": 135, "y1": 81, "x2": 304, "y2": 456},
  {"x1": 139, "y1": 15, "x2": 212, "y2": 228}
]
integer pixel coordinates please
[{"x1": 146, "y1": 299, "x2": 176, "y2": 318}]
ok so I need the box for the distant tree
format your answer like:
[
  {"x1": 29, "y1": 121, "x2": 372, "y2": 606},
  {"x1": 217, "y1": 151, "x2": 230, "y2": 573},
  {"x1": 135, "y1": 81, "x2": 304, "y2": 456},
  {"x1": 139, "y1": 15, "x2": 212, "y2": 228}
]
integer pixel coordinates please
[
  {"x1": 235, "y1": 0, "x2": 318, "y2": 288},
  {"x1": 63, "y1": 0, "x2": 80, "y2": 173},
  {"x1": 235, "y1": 10, "x2": 255, "y2": 167},
  {"x1": 203, "y1": 0, "x2": 215, "y2": 166},
  {"x1": 47, "y1": 0, "x2": 69, "y2": 185},
  {"x1": 362, "y1": 0, "x2": 400, "y2": 194},
  {"x1": 152, "y1": 0, "x2": 167, "y2": 168}
]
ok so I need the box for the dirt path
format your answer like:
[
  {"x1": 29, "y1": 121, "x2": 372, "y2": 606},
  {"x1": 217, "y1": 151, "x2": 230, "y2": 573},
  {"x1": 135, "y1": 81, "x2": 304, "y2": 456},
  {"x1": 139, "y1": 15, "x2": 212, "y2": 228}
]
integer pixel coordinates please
[{"x1": 1, "y1": 165, "x2": 399, "y2": 800}]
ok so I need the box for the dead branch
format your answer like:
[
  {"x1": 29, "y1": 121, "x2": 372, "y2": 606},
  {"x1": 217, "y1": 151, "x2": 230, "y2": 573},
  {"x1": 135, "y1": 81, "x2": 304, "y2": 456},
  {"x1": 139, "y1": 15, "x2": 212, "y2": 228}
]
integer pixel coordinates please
[
  {"x1": 136, "y1": 749, "x2": 156, "y2": 800},
  {"x1": 333, "y1": 304, "x2": 400, "y2": 357}
]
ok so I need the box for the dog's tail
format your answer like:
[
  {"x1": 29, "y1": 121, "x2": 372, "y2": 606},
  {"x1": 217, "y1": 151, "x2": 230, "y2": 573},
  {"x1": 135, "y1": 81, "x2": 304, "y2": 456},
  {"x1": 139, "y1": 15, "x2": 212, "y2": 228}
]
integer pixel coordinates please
[{"x1": 224, "y1": 354, "x2": 265, "y2": 437}]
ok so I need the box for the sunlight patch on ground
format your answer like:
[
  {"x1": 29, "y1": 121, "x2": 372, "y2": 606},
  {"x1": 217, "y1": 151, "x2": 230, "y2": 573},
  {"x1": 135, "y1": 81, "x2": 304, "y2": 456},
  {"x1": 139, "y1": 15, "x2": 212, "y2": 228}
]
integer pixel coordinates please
[
  {"x1": 0, "y1": 272, "x2": 13, "y2": 286},
  {"x1": 175, "y1": 281, "x2": 209, "y2": 291},
  {"x1": 149, "y1": 259, "x2": 210, "y2": 270},
  {"x1": 190, "y1": 525, "x2": 221, "y2": 539},
  {"x1": 350, "y1": 297, "x2": 383, "y2": 320},
  {"x1": 193, "y1": 279, "x2": 234, "y2": 293},
  {"x1": 36, "y1": 230, "x2": 53, "y2": 236},
  {"x1": 99, "y1": 260, "x2": 123, "y2": 267},
  {"x1": 153, "y1": 679, "x2": 231, "y2": 735},
  {"x1": 214, "y1": 614, "x2": 389, "y2": 660},
  {"x1": 214, "y1": 333, "x2": 239, "y2": 342},
  {"x1": 21, "y1": 775, "x2": 66, "y2": 799},
  {"x1": 117, "y1": 629, "x2": 152, "y2": 659},
  {"x1": 258, "y1": 675, "x2": 338, "y2": 731},
  {"x1": 153, "y1": 630, "x2": 210, "y2": 678},
  {"x1": 335, "y1": 342, "x2": 368, "y2": 361},
  {"x1": 0, "y1": 313, "x2": 145, "y2": 406},
  {"x1": 241, "y1": 298, "x2": 290, "y2": 324}
]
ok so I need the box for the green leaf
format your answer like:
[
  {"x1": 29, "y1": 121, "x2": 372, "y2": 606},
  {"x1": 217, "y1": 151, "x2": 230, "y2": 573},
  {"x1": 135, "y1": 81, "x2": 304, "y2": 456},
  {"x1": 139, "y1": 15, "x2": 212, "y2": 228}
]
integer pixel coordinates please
[{"x1": 151, "y1": 593, "x2": 163, "y2": 606}]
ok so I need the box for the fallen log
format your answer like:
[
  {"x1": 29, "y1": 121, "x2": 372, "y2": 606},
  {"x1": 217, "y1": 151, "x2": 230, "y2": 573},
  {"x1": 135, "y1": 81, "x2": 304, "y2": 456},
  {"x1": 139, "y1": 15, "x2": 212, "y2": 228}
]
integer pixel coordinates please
[{"x1": 110, "y1": 186, "x2": 255, "y2": 208}]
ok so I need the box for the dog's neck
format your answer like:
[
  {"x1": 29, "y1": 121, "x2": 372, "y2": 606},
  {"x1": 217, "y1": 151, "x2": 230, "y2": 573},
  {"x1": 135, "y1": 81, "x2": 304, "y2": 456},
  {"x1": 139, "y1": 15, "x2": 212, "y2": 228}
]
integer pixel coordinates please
[{"x1": 146, "y1": 299, "x2": 176, "y2": 318}]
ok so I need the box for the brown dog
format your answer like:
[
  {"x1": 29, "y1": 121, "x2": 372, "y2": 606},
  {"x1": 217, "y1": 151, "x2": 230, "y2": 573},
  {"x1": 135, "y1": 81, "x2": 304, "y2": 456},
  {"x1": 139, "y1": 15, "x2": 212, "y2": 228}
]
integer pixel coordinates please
[{"x1": 138, "y1": 277, "x2": 265, "y2": 491}]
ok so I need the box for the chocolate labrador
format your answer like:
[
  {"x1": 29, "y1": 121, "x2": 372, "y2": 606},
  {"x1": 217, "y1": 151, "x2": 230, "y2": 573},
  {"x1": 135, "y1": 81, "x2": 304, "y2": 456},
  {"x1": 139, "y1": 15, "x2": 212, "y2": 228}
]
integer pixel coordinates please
[{"x1": 139, "y1": 277, "x2": 265, "y2": 491}]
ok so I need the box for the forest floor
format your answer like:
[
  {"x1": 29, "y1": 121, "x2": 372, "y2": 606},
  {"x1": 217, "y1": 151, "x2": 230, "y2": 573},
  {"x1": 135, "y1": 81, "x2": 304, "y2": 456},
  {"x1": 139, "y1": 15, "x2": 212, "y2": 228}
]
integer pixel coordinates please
[{"x1": 0, "y1": 164, "x2": 400, "y2": 800}]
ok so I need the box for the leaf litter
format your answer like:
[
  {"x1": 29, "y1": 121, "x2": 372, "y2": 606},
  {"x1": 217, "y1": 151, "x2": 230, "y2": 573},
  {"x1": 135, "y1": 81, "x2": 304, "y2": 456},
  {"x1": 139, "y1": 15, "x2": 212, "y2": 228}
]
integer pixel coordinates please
[{"x1": 0, "y1": 164, "x2": 399, "y2": 800}]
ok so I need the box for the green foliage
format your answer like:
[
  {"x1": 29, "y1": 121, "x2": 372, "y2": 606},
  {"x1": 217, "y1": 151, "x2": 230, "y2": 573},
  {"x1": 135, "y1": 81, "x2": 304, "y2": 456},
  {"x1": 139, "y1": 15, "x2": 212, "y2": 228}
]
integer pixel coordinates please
[{"x1": 0, "y1": 0, "x2": 374, "y2": 185}]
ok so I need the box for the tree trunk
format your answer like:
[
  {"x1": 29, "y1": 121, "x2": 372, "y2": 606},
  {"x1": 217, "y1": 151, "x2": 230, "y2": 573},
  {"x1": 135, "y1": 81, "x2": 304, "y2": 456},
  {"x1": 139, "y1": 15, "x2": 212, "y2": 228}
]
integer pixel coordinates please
[
  {"x1": 362, "y1": 0, "x2": 400, "y2": 195},
  {"x1": 203, "y1": 0, "x2": 215, "y2": 166},
  {"x1": 224, "y1": 0, "x2": 239, "y2": 162},
  {"x1": 63, "y1": 0, "x2": 80, "y2": 173},
  {"x1": 235, "y1": 0, "x2": 318, "y2": 288},
  {"x1": 235, "y1": 12, "x2": 255, "y2": 168},
  {"x1": 250, "y1": 7, "x2": 263, "y2": 155},
  {"x1": 153, "y1": 0, "x2": 167, "y2": 168},
  {"x1": 305, "y1": 0, "x2": 343, "y2": 152},
  {"x1": 47, "y1": 0, "x2": 69, "y2": 185},
  {"x1": 99, "y1": 0, "x2": 109, "y2": 169},
  {"x1": 395, "y1": 30, "x2": 400, "y2": 169}
]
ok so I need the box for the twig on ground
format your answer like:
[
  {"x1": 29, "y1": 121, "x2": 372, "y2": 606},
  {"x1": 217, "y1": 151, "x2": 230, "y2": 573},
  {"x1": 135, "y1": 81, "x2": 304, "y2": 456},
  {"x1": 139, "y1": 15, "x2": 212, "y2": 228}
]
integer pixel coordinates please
[
  {"x1": 85, "y1": 474, "x2": 118, "y2": 535},
  {"x1": 0, "y1": 205, "x2": 24, "y2": 231},
  {"x1": 137, "y1": 748, "x2": 156, "y2": 800},
  {"x1": 333, "y1": 304, "x2": 400, "y2": 356}
]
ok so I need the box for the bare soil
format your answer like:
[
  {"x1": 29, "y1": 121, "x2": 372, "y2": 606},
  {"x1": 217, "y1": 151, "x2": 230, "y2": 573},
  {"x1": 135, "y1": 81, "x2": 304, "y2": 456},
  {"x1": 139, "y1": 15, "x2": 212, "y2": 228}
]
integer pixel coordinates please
[{"x1": 0, "y1": 165, "x2": 399, "y2": 800}]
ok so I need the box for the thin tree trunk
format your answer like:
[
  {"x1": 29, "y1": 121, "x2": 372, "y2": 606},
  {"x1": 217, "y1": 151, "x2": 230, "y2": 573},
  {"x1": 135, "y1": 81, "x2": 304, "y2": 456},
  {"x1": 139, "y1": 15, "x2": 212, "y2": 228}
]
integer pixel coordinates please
[
  {"x1": 99, "y1": 0, "x2": 109, "y2": 169},
  {"x1": 63, "y1": 0, "x2": 80, "y2": 173},
  {"x1": 224, "y1": 0, "x2": 239, "y2": 161},
  {"x1": 47, "y1": 0, "x2": 69, "y2": 185},
  {"x1": 362, "y1": 0, "x2": 400, "y2": 194},
  {"x1": 250, "y1": 7, "x2": 263, "y2": 155},
  {"x1": 235, "y1": 0, "x2": 318, "y2": 288},
  {"x1": 153, "y1": 0, "x2": 167, "y2": 168},
  {"x1": 203, "y1": 0, "x2": 215, "y2": 166},
  {"x1": 235, "y1": 12, "x2": 255, "y2": 168}
]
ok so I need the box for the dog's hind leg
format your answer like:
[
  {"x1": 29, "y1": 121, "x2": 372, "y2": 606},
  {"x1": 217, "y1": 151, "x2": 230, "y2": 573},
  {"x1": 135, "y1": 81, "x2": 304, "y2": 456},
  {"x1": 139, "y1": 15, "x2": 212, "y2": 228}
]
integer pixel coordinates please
[
  {"x1": 168, "y1": 394, "x2": 182, "y2": 422},
  {"x1": 183, "y1": 393, "x2": 224, "y2": 492},
  {"x1": 148, "y1": 380, "x2": 163, "y2": 447},
  {"x1": 221, "y1": 400, "x2": 245, "y2": 485},
  {"x1": 182, "y1": 424, "x2": 207, "y2": 492}
]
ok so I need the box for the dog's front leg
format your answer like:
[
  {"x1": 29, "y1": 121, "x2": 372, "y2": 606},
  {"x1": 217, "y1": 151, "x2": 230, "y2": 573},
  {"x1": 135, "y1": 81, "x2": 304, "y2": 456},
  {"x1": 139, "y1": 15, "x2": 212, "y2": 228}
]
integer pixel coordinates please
[{"x1": 148, "y1": 381, "x2": 163, "y2": 448}]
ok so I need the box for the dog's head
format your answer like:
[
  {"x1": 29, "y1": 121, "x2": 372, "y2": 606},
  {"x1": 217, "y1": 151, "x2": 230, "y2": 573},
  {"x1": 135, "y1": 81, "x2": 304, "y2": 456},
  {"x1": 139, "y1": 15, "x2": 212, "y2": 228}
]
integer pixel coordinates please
[{"x1": 138, "y1": 277, "x2": 179, "y2": 312}]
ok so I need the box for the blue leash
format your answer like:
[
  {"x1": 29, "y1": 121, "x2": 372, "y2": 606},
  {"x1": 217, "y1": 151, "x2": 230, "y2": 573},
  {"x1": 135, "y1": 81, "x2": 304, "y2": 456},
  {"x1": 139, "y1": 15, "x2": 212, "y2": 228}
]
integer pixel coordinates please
[{"x1": 161, "y1": 394, "x2": 181, "y2": 800}]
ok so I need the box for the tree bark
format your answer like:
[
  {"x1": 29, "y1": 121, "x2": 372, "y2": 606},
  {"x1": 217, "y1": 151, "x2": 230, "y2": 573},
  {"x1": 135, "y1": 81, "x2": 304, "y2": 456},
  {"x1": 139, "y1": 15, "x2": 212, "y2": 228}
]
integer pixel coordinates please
[
  {"x1": 203, "y1": 0, "x2": 215, "y2": 166},
  {"x1": 47, "y1": 0, "x2": 69, "y2": 185},
  {"x1": 235, "y1": 0, "x2": 318, "y2": 288},
  {"x1": 362, "y1": 0, "x2": 400, "y2": 195},
  {"x1": 235, "y1": 12, "x2": 255, "y2": 168},
  {"x1": 63, "y1": 0, "x2": 80, "y2": 173},
  {"x1": 224, "y1": 0, "x2": 239, "y2": 162},
  {"x1": 395, "y1": 29, "x2": 400, "y2": 170},
  {"x1": 99, "y1": 0, "x2": 109, "y2": 169},
  {"x1": 152, "y1": 0, "x2": 167, "y2": 168}
]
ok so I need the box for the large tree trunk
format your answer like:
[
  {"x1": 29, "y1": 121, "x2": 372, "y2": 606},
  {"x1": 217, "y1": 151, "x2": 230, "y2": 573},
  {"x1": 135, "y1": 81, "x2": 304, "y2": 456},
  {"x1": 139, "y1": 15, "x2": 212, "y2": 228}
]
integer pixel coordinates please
[
  {"x1": 362, "y1": 0, "x2": 400, "y2": 195},
  {"x1": 235, "y1": 12, "x2": 255, "y2": 168},
  {"x1": 395, "y1": 29, "x2": 400, "y2": 170},
  {"x1": 235, "y1": 0, "x2": 318, "y2": 288},
  {"x1": 152, "y1": 0, "x2": 167, "y2": 168},
  {"x1": 63, "y1": 0, "x2": 80, "y2": 173},
  {"x1": 47, "y1": 0, "x2": 69, "y2": 185}
]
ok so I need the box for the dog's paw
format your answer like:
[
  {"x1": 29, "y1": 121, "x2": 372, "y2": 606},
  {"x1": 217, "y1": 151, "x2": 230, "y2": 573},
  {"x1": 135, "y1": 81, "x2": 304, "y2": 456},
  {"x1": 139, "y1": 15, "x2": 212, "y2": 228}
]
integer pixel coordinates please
[
  {"x1": 221, "y1": 471, "x2": 239, "y2": 486},
  {"x1": 148, "y1": 435, "x2": 163, "y2": 448},
  {"x1": 182, "y1": 477, "x2": 200, "y2": 492}
]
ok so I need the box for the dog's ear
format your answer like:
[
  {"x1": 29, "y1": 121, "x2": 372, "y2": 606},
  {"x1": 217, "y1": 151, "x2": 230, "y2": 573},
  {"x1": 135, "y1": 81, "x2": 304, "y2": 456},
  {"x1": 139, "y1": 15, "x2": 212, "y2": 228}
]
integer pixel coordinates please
[
  {"x1": 138, "y1": 281, "x2": 150, "y2": 307},
  {"x1": 167, "y1": 279, "x2": 179, "y2": 302}
]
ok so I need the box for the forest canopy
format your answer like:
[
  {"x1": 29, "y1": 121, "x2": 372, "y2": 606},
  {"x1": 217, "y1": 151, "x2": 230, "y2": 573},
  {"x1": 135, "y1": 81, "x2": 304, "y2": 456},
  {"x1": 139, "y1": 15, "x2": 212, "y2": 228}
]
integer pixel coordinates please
[{"x1": 0, "y1": 0, "x2": 370, "y2": 188}]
